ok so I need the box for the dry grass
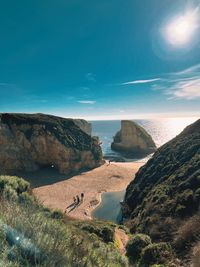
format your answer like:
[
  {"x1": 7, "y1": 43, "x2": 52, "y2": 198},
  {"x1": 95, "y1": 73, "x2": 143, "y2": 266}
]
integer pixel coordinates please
[{"x1": 0, "y1": 199, "x2": 129, "y2": 267}]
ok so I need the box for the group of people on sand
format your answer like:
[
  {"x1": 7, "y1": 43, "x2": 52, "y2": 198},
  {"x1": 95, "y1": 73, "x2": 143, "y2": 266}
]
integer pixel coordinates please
[
  {"x1": 65, "y1": 193, "x2": 84, "y2": 213},
  {"x1": 73, "y1": 193, "x2": 84, "y2": 205}
]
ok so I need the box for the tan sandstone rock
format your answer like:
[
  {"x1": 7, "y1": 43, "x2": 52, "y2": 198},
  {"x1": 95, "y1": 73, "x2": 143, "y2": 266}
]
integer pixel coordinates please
[
  {"x1": 0, "y1": 113, "x2": 103, "y2": 174},
  {"x1": 111, "y1": 120, "x2": 156, "y2": 157}
]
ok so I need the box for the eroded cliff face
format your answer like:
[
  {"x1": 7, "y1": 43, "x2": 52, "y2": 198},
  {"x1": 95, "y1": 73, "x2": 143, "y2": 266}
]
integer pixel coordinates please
[
  {"x1": 73, "y1": 119, "x2": 92, "y2": 136},
  {"x1": 111, "y1": 120, "x2": 156, "y2": 157},
  {"x1": 0, "y1": 113, "x2": 103, "y2": 174}
]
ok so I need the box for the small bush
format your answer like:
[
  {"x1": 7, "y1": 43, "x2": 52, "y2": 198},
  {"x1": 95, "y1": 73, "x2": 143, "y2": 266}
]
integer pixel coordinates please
[
  {"x1": 175, "y1": 204, "x2": 187, "y2": 216},
  {"x1": 50, "y1": 209, "x2": 64, "y2": 220},
  {"x1": 3, "y1": 185, "x2": 18, "y2": 201},
  {"x1": 0, "y1": 176, "x2": 30, "y2": 194},
  {"x1": 80, "y1": 223, "x2": 115, "y2": 243},
  {"x1": 18, "y1": 192, "x2": 34, "y2": 205},
  {"x1": 174, "y1": 214, "x2": 200, "y2": 251},
  {"x1": 126, "y1": 234, "x2": 151, "y2": 263},
  {"x1": 140, "y1": 242, "x2": 173, "y2": 266}
]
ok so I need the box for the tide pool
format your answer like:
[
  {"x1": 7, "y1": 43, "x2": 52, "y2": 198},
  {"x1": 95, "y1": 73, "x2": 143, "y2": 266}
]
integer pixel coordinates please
[{"x1": 92, "y1": 190, "x2": 125, "y2": 223}]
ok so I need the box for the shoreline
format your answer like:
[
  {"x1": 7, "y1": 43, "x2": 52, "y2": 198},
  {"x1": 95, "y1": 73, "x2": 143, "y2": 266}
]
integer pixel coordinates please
[
  {"x1": 32, "y1": 161, "x2": 144, "y2": 220},
  {"x1": 92, "y1": 189, "x2": 126, "y2": 223}
]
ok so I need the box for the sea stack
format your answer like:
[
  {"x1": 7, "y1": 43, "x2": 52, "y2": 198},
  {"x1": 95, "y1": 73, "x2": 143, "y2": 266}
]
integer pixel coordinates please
[
  {"x1": 0, "y1": 113, "x2": 103, "y2": 174},
  {"x1": 111, "y1": 120, "x2": 156, "y2": 157}
]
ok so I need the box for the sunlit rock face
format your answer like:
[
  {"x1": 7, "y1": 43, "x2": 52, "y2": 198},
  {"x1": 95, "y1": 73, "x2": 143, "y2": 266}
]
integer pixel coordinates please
[
  {"x1": 0, "y1": 113, "x2": 103, "y2": 174},
  {"x1": 111, "y1": 120, "x2": 156, "y2": 157}
]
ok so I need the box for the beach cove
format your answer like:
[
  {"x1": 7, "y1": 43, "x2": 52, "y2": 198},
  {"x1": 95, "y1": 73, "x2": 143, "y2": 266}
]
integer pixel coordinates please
[
  {"x1": 21, "y1": 118, "x2": 196, "y2": 222},
  {"x1": 31, "y1": 161, "x2": 144, "y2": 220}
]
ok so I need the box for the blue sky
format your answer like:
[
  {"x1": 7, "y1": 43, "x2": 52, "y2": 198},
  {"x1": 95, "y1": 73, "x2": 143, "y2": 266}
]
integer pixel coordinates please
[{"x1": 0, "y1": 0, "x2": 200, "y2": 119}]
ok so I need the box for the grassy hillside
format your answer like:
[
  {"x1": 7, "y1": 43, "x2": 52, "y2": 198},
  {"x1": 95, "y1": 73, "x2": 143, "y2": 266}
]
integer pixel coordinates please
[
  {"x1": 123, "y1": 119, "x2": 200, "y2": 265},
  {"x1": 0, "y1": 175, "x2": 128, "y2": 267}
]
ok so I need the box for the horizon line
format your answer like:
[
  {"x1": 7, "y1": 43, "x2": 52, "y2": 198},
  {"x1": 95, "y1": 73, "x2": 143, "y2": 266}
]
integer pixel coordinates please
[{"x1": 0, "y1": 111, "x2": 199, "y2": 121}]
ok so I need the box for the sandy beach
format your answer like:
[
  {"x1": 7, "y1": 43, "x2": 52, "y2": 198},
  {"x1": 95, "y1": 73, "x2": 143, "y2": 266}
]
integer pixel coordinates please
[{"x1": 32, "y1": 161, "x2": 144, "y2": 220}]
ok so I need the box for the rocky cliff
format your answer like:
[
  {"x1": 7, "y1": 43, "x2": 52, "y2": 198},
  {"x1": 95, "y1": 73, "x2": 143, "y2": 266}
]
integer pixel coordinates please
[
  {"x1": 111, "y1": 120, "x2": 156, "y2": 157},
  {"x1": 74, "y1": 119, "x2": 92, "y2": 136},
  {"x1": 0, "y1": 113, "x2": 103, "y2": 174},
  {"x1": 123, "y1": 119, "x2": 200, "y2": 241}
]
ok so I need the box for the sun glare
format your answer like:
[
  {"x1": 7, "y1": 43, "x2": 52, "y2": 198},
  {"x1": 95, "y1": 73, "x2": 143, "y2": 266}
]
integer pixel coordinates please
[{"x1": 163, "y1": 8, "x2": 199, "y2": 47}]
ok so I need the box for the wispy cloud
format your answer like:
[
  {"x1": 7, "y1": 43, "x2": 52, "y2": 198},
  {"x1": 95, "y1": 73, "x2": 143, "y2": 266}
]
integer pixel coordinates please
[
  {"x1": 77, "y1": 100, "x2": 96, "y2": 104},
  {"x1": 86, "y1": 73, "x2": 96, "y2": 82},
  {"x1": 125, "y1": 64, "x2": 200, "y2": 100},
  {"x1": 0, "y1": 83, "x2": 19, "y2": 90},
  {"x1": 162, "y1": 64, "x2": 200, "y2": 100},
  {"x1": 165, "y1": 78, "x2": 200, "y2": 100},
  {"x1": 175, "y1": 64, "x2": 200, "y2": 75},
  {"x1": 122, "y1": 78, "x2": 162, "y2": 85}
]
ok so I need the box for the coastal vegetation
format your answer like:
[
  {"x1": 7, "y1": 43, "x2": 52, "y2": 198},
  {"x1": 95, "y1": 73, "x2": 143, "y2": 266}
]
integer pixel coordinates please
[
  {"x1": 0, "y1": 175, "x2": 185, "y2": 267},
  {"x1": 0, "y1": 175, "x2": 128, "y2": 267},
  {"x1": 0, "y1": 114, "x2": 199, "y2": 266},
  {"x1": 123, "y1": 119, "x2": 200, "y2": 265}
]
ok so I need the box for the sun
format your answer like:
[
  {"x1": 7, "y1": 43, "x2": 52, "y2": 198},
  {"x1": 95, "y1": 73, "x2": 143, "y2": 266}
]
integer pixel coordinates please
[{"x1": 163, "y1": 8, "x2": 199, "y2": 47}]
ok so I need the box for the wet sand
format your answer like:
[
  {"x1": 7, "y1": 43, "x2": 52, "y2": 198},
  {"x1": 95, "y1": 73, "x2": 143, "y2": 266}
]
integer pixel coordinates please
[{"x1": 32, "y1": 161, "x2": 144, "y2": 220}]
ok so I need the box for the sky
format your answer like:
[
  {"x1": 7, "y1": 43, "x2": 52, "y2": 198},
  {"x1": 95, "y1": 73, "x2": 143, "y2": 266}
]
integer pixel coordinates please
[{"x1": 0, "y1": 0, "x2": 200, "y2": 120}]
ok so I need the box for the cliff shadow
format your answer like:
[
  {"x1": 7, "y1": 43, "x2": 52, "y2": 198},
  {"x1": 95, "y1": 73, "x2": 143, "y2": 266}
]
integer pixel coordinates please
[{"x1": 1, "y1": 167, "x2": 87, "y2": 189}]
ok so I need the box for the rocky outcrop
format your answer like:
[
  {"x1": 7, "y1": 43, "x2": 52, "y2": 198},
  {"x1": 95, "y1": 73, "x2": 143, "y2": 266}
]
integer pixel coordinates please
[
  {"x1": 0, "y1": 113, "x2": 103, "y2": 174},
  {"x1": 111, "y1": 120, "x2": 156, "y2": 157},
  {"x1": 74, "y1": 119, "x2": 92, "y2": 136},
  {"x1": 123, "y1": 119, "x2": 200, "y2": 240}
]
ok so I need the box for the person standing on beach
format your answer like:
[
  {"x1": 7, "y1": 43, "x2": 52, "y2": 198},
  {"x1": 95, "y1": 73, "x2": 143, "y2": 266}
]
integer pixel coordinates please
[
  {"x1": 76, "y1": 195, "x2": 80, "y2": 204},
  {"x1": 107, "y1": 160, "x2": 111, "y2": 166},
  {"x1": 81, "y1": 193, "x2": 84, "y2": 202}
]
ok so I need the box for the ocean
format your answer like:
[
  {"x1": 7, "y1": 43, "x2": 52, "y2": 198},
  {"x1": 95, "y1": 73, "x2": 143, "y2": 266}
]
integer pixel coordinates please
[{"x1": 91, "y1": 117, "x2": 198, "y2": 162}]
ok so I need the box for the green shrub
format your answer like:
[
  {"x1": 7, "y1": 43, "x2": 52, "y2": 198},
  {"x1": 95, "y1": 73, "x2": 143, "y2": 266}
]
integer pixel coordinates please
[
  {"x1": 18, "y1": 192, "x2": 34, "y2": 205},
  {"x1": 126, "y1": 234, "x2": 152, "y2": 263},
  {"x1": 174, "y1": 214, "x2": 200, "y2": 251},
  {"x1": 118, "y1": 225, "x2": 130, "y2": 234},
  {"x1": 140, "y1": 242, "x2": 173, "y2": 266},
  {"x1": 50, "y1": 209, "x2": 64, "y2": 220},
  {"x1": 0, "y1": 176, "x2": 30, "y2": 194},
  {"x1": 3, "y1": 185, "x2": 18, "y2": 201},
  {"x1": 81, "y1": 223, "x2": 114, "y2": 243},
  {"x1": 175, "y1": 204, "x2": 186, "y2": 216}
]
